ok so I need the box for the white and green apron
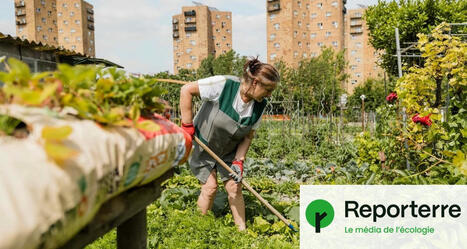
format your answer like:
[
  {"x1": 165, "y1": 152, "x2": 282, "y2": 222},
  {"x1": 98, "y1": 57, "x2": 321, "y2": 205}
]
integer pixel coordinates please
[{"x1": 189, "y1": 78, "x2": 267, "y2": 183}]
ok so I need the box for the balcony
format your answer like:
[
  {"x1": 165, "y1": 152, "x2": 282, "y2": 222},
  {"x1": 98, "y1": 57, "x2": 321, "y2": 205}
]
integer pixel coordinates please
[
  {"x1": 87, "y1": 16, "x2": 94, "y2": 22},
  {"x1": 16, "y1": 19, "x2": 27, "y2": 25},
  {"x1": 185, "y1": 17, "x2": 196, "y2": 24},
  {"x1": 88, "y1": 23, "x2": 94, "y2": 30},
  {"x1": 343, "y1": 7, "x2": 347, "y2": 14},
  {"x1": 350, "y1": 28, "x2": 363, "y2": 34},
  {"x1": 15, "y1": 1, "x2": 25, "y2": 7},
  {"x1": 351, "y1": 13, "x2": 362, "y2": 19},
  {"x1": 350, "y1": 21, "x2": 362, "y2": 27},
  {"x1": 87, "y1": 8, "x2": 94, "y2": 14},
  {"x1": 267, "y1": 3, "x2": 280, "y2": 12},
  {"x1": 184, "y1": 10, "x2": 196, "y2": 16},
  {"x1": 173, "y1": 31, "x2": 179, "y2": 38},
  {"x1": 173, "y1": 24, "x2": 179, "y2": 31},
  {"x1": 185, "y1": 26, "x2": 197, "y2": 32},
  {"x1": 172, "y1": 18, "x2": 179, "y2": 24},
  {"x1": 16, "y1": 10, "x2": 26, "y2": 16},
  {"x1": 267, "y1": 0, "x2": 279, "y2": 2},
  {"x1": 343, "y1": 0, "x2": 347, "y2": 4}
]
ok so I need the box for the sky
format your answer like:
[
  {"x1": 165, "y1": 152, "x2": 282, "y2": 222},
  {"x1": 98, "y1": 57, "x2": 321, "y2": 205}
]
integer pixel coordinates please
[{"x1": 0, "y1": 0, "x2": 378, "y2": 74}]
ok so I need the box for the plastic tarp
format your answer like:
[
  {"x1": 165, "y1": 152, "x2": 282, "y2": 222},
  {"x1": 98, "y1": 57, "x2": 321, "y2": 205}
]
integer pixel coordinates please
[{"x1": 0, "y1": 104, "x2": 192, "y2": 249}]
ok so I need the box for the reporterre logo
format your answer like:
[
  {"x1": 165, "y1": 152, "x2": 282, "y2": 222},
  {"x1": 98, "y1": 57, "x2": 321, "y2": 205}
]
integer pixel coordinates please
[{"x1": 306, "y1": 199, "x2": 335, "y2": 233}]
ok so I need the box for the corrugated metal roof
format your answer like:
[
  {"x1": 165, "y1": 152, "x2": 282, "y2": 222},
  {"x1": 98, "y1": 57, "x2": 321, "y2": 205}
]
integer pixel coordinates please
[{"x1": 0, "y1": 32, "x2": 123, "y2": 68}]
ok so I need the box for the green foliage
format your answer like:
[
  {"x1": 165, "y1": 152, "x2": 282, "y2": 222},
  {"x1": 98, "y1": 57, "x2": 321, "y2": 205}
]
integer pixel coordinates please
[
  {"x1": 365, "y1": 0, "x2": 466, "y2": 75},
  {"x1": 197, "y1": 50, "x2": 247, "y2": 78},
  {"x1": 0, "y1": 58, "x2": 167, "y2": 129},
  {"x1": 273, "y1": 48, "x2": 347, "y2": 115},
  {"x1": 347, "y1": 77, "x2": 396, "y2": 111}
]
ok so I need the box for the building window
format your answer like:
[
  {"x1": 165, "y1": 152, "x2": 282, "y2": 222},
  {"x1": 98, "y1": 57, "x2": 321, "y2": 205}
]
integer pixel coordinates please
[
  {"x1": 317, "y1": 23, "x2": 323, "y2": 29},
  {"x1": 59, "y1": 29, "x2": 63, "y2": 33},
  {"x1": 302, "y1": 32, "x2": 307, "y2": 38},
  {"x1": 216, "y1": 42, "x2": 220, "y2": 47},
  {"x1": 227, "y1": 43, "x2": 231, "y2": 47},
  {"x1": 42, "y1": 17, "x2": 46, "y2": 23},
  {"x1": 298, "y1": 21, "x2": 302, "y2": 27},
  {"x1": 77, "y1": 37, "x2": 81, "y2": 41},
  {"x1": 331, "y1": 1, "x2": 338, "y2": 7},
  {"x1": 221, "y1": 22, "x2": 227, "y2": 28},
  {"x1": 306, "y1": 23, "x2": 310, "y2": 30},
  {"x1": 355, "y1": 12, "x2": 362, "y2": 18},
  {"x1": 312, "y1": 52, "x2": 317, "y2": 57},
  {"x1": 270, "y1": 33, "x2": 276, "y2": 40},
  {"x1": 58, "y1": 12, "x2": 62, "y2": 17},
  {"x1": 64, "y1": 20, "x2": 68, "y2": 25},
  {"x1": 222, "y1": 36, "x2": 226, "y2": 40},
  {"x1": 356, "y1": 72, "x2": 362, "y2": 78},
  {"x1": 294, "y1": 51, "x2": 298, "y2": 58},
  {"x1": 41, "y1": 0, "x2": 46, "y2": 5},
  {"x1": 274, "y1": 43, "x2": 280, "y2": 48},
  {"x1": 269, "y1": 14, "x2": 277, "y2": 20},
  {"x1": 317, "y1": 3, "x2": 323, "y2": 9},
  {"x1": 75, "y1": 20, "x2": 80, "y2": 24},
  {"x1": 351, "y1": 65, "x2": 357, "y2": 70},
  {"x1": 64, "y1": 37, "x2": 69, "y2": 42},
  {"x1": 36, "y1": 8, "x2": 41, "y2": 13},
  {"x1": 294, "y1": 31, "x2": 298, "y2": 38},
  {"x1": 186, "y1": 63, "x2": 192, "y2": 68},
  {"x1": 42, "y1": 35, "x2": 48, "y2": 40},
  {"x1": 351, "y1": 79, "x2": 358, "y2": 84},
  {"x1": 270, "y1": 53, "x2": 277, "y2": 60},
  {"x1": 351, "y1": 34, "x2": 358, "y2": 40},
  {"x1": 226, "y1": 15, "x2": 230, "y2": 19},
  {"x1": 90, "y1": 40, "x2": 94, "y2": 45},
  {"x1": 306, "y1": 4, "x2": 310, "y2": 9},
  {"x1": 332, "y1": 41, "x2": 338, "y2": 47},
  {"x1": 216, "y1": 14, "x2": 220, "y2": 19},
  {"x1": 356, "y1": 42, "x2": 362, "y2": 48},
  {"x1": 53, "y1": 20, "x2": 57, "y2": 25},
  {"x1": 298, "y1": 41, "x2": 302, "y2": 48},
  {"x1": 274, "y1": 23, "x2": 280, "y2": 30},
  {"x1": 326, "y1": 31, "x2": 331, "y2": 37},
  {"x1": 186, "y1": 33, "x2": 191, "y2": 38},
  {"x1": 303, "y1": 53, "x2": 307, "y2": 58},
  {"x1": 311, "y1": 33, "x2": 317, "y2": 39},
  {"x1": 212, "y1": 36, "x2": 216, "y2": 40},
  {"x1": 356, "y1": 57, "x2": 361, "y2": 63},
  {"x1": 48, "y1": 27, "x2": 53, "y2": 32},
  {"x1": 71, "y1": 45, "x2": 76, "y2": 49},
  {"x1": 351, "y1": 50, "x2": 357, "y2": 55},
  {"x1": 75, "y1": 3, "x2": 80, "y2": 8},
  {"x1": 70, "y1": 12, "x2": 74, "y2": 17},
  {"x1": 297, "y1": 1, "x2": 301, "y2": 8},
  {"x1": 36, "y1": 26, "x2": 42, "y2": 31},
  {"x1": 18, "y1": 27, "x2": 23, "y2": 33},
  {"x1": 63, "y1": 3, "x2": 68, "y2": 8},
  {"x1": 191, "y1": 55, "x2": 197, "y2": 60},
  {"x1": 227, "y1": 29, "x2": 231, "y2": 33},
  {"x1": 186, "y1": 48, "x2": 192, "y2": 53},
  {"x1": 311, "y1": 13, "x2": 317, "y2": 18},
  {"x1": 48, "y1": 11, "x2": 52, "y2": 17},
  {"x1": 332, "y1": 21, "x2": 338, "y2": 28},
  {"x1": 294, "y1": 10, "x2": 298, "y2": 16},
  {"x1": 190, "y1": 40, "x2": 196, "y2": 45},
  {"x1": 317, "y1": 42, "x2": 324, "y2": 47},
  {"x1": 326, "y1": 12, "x2": 331, "y2": 17},
  {"x1": 71, "y1": 29, "x2": 76, "y2": 33},
  {"x1": 216, "y1": 28, "x2": 220, "y2": 33}
]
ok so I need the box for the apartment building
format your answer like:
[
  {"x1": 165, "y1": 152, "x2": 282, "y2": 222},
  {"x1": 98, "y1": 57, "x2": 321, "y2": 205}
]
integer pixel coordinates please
[
  {"x1": 267, "y1": 0, "x2": 345, "y2": 67},
  {"x1": 344, "y1": 8, "x2": 383, "y2": 93},
  {"x1": 14, "y1": 0, "x2": 95, "y2": 57},
  {"x1": 266, "y1": 0, "x2": 383, "y2": 93},
  {"x1": 172, "y1": 4, "x2": 232, "y2": 73}
]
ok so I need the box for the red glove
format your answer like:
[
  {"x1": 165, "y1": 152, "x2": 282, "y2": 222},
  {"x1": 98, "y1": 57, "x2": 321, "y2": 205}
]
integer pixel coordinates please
[
  {"x1": 230, "y1": 160, "x2": 244, "y2": 183},
  {"x1": 181, "y1": 122, "x2": 195, "y2": 138}
]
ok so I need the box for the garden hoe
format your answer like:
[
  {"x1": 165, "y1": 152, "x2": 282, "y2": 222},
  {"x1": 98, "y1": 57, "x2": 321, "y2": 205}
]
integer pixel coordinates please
[{"x1": 194, "y1": 136, "x2": 298, "y2": 232}]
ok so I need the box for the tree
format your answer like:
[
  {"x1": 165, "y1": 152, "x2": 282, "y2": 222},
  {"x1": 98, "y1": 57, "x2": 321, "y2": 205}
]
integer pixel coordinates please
[
  {"x1": 365, "y1": 0, "x2": 466, "y2": 76},
  {"x1": 347, "y1": 78, "x2": 396, "y2": 111},
  {"x1": 197, "y1": 50, "x2": 247, "y2": 78}
]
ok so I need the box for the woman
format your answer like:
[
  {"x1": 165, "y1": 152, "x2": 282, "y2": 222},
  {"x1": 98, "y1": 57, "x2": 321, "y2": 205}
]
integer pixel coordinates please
[{"x1": 179, "y1": 58, "x2": 280, "y2": 231}]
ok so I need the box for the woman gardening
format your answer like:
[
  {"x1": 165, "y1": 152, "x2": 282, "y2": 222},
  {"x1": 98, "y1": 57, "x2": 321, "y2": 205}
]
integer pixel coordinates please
[{"x1": 179, "y1": 58, "x2": 280, "y2": 231}]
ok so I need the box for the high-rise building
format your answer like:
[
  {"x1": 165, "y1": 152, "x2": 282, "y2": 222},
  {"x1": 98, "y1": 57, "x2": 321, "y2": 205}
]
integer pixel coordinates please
[
  {"x1": 267, "y1": 0, "x2": 345, "y2": 67},
  {"x1": 14, "y1": 0, "x2": 95, "y2": 57},
  {"x1": 266, "y1": 0, "x2": 383, "y2": 93},
  {"x1": 172, "y1": 4, "x2": 232, "y2": 73},
  {"x1": 344, "y1": 8, "x2": 383, "y2": 93}
]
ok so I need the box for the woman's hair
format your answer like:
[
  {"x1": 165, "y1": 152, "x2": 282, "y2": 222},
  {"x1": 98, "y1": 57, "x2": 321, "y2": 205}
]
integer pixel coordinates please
[{"x1": 243, "y1": 57, "x2": 280, "y2": 85}]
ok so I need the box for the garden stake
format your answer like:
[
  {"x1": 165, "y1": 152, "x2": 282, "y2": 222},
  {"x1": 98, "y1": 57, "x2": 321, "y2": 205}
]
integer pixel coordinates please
[{"x1": 194, "y1": 136, "x2": 298, "y2": 232}]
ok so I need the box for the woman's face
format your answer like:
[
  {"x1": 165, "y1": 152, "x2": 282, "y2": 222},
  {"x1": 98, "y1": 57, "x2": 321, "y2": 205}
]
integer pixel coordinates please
[{"x1": 251, "y1": 79, "x2": 277, "y2": 102}]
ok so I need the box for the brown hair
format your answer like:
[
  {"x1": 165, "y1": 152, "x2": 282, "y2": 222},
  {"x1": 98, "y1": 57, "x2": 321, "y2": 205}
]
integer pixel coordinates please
[{"x1": 243, "y1": 57, "x2": 280, "y2": 86}]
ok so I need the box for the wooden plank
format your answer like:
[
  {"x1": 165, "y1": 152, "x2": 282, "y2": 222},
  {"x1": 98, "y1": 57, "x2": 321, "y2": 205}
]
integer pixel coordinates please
[
  {"x1": 117, "y1": 208, "x2": 147, "y2": 249},
  {"x1": 59, "y1": 169, "x2": 174, "y2": 249}
]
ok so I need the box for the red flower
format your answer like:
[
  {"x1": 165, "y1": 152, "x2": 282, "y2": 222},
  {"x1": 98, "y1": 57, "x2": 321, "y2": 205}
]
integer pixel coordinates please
[
  {"x1": 412, "y1": 114, "x2": 432, "y2": 127},
  {"x1": 386, "y1": 92, "x2": 398, "y2": 102}
]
